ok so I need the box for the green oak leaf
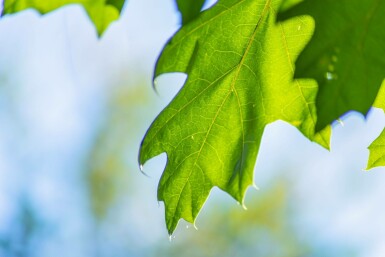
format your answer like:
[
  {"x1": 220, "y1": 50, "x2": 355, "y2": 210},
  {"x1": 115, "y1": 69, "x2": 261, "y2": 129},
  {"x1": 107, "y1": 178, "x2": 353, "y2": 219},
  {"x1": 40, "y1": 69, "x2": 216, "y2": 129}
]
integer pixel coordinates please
[
  {"x1": 176, "y1": 0, "x2": 206, "y2": 25},
  {"x1": 140, "y1": 0, "x2": 330, "y2": 235},
  {"x1": 279, "y1": 0, "x2": 385, "y2": 131},
  {"x1": 367, "y1": 80, "x2": 385, "y2": 169},
  {"x1": 2, "y1": 0, "x2": 125, "y2": 35}
]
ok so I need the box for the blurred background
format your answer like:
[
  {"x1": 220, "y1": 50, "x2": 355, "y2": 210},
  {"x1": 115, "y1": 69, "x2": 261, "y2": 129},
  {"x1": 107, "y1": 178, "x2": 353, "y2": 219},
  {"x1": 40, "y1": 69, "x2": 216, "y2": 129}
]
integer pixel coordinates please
[{"x1": 0, "y1": 0, "x2": 385, "y2": 256}]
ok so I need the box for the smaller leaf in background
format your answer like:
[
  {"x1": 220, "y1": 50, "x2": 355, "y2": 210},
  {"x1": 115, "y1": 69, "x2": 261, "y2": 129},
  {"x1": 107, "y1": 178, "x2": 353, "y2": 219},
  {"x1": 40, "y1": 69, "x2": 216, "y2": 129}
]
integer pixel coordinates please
[
  {"x1": 2, "y1": 0, "x2": 125, "y2": 35},
  {"x1": 367, "y1": 129, "x2": 385, "y2": 170},
  {"x1": 175, "y1": 0, "x2": 206, "y2": 24},
  {"x1": 279, "y1": 0, "x2": 385, "y2": 131},
  {"x1": 373, "y1": 80, "x2": 385, "y2": 111},
  {"x1": 367, "y1": 80, "x2": 385, "y2": 170}
]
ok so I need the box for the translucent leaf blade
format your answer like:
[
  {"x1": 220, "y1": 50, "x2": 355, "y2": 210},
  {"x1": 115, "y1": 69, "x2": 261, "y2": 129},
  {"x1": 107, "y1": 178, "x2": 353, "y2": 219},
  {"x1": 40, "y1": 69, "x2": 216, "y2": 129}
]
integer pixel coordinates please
[{"x1": 140, "y1": 0, "x2": 330, "y2": 234}]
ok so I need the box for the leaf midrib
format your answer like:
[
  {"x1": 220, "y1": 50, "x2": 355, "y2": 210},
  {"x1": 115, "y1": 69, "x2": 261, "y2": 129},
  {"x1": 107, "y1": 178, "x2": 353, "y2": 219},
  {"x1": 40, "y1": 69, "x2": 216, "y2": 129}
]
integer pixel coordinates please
[{"x1": 168, "y1": 0, "x2": 273, "y2": 219}]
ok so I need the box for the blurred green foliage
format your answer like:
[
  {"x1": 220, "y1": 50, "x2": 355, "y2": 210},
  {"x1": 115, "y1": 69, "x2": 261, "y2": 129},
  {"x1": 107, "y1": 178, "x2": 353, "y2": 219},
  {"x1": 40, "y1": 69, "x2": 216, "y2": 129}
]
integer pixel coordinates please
[
  {"x1": 156, "y1": 183, "x2": 310, "y2": 257},
  {"x1": 86, "y1": 83, "x2": 150, "y2": 220}
]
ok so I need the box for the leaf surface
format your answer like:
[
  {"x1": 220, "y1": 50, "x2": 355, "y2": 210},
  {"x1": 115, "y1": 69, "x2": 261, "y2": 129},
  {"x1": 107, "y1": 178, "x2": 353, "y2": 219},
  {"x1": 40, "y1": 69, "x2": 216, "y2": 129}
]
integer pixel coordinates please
[
  {"x1": 176, "y1": 0, "x2": 206, "y2": 25},
  {"x1": 2, "y1": 0, "x2": 125, "y2": 35},
  {"x1": 279, "y1": 0, "x2": 385, "y2": 130},
  {"x1": 140, "y1": 0, "x2": 330, "y2": 234}
]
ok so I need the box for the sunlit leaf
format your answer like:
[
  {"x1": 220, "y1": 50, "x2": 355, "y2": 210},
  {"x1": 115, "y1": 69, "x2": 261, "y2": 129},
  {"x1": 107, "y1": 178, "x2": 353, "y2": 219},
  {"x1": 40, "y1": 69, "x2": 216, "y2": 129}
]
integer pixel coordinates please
[{"x1": 140, "y1": 0, "x2": 330, "y2": 234}]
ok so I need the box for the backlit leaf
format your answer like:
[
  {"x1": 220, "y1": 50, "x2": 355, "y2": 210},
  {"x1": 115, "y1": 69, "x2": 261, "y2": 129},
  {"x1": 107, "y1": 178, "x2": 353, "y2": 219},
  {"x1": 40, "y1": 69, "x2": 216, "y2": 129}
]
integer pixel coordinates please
[{"x1": 140, "y1": 0, "x2": 330, "y2": 234}]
